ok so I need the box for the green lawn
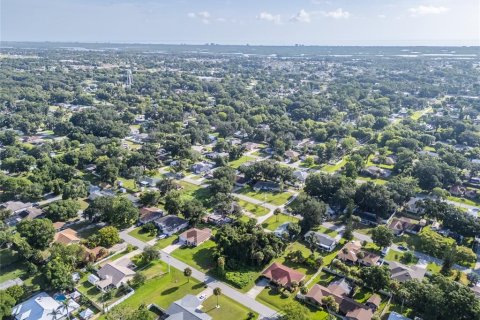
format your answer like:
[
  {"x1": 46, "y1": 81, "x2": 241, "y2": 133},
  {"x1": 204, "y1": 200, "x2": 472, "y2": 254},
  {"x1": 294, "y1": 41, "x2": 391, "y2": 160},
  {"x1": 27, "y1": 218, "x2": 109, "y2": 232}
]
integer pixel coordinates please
[
  {"x1": 312, "y1": 226, "x2": 338, "y2": 238},
  {"x1": 256, "y1": 288, "x2": 332, "y2": 319},
  {"x1": 274, "y1": 241, "x2": 317, "y2": 280},
  {"x1": 128, "y1": 227, "x2": 156, "y2": 243},
  {"x1": 447, "y1": 196, "x2": 480, "y2": 207},
  {"x1": 115, "y1": 267, "x2": 204, "y2": 310},
  {"x1": 321, "y1": 158, "x2": 346, "y2": 173},
  {"x1": 261, "y1": 214, "x2": 300, "y2": 231},
  {"x1": 171, "y1": 240, "x2": 217, "y2": 272},
  {"x1": 203, "y1": 294, "x2": 257, "y2": 320},
  {"x1": 76, "y1": 275, "x2": 126, "y2": 307},
  {"x1": 308, "y1": 271, "x2": 337, "y2": 289},
  {"x1": 427, "y1": 262, "x2": 442, "y2": 274},
  {"x1": 237, "y1": 199, "x2": 269, "y2": 217},
  {"x1": 239, "y1": 187, "x2": 293, "y2": 206},
  {"x1": 357, "y1": 176, "x2": 388, "y2": 185},
  {"x1": 384, "y1": 249, "x2": 418, "y2": 265},
  {"x1": 139, "y1": 260, "x2": 167, "y2": 279},
  {"x1": 229, "y1": 156, "x2": 255, "y2": 169},
  {"x1": 77, "y1": 198, "x2": 90, "y2": 211},
  {"x1": 77, "y1": 225, "x2": 103, "y2": 239},
  {"x1": 178, "y1": 181, "x2": 211, "y2": 203},
  {"x1": 410, "y1": 107, "x2": 432, "y2": 120},
  {"x1": 117, "y1": 177, "x2": 139, "y2": 192},
  {"x1": 153, "y1": 235, "x2": 179, "y2": 250}
]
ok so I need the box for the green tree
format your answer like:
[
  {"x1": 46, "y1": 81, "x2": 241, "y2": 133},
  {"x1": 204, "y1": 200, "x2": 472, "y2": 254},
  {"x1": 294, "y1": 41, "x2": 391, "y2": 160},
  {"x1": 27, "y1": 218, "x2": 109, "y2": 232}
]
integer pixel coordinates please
[
  {"x1": 184, "y1": 267, "x2": 192, "y2": 282},
  {"x1": 371, "y1": 225, "x2": 394, "y2": 248},
  {"x1": 45, "y1": 199, "x2": 80, "y2": 222},
  {"x1": 360, "y1": 266, "x2": 391, "y2": 291},
  {"x1": 280, "y1": 302, "x2": 309, "y2": 320},
  {"x1": 17, "y1": 218, "x2": 55, "y2": 250},
  {"x1": 96, "y1": 226, "x2": 120, "y2": 248},
  {"x1": 0, "y1": 291, "x2": 16, "y2": 319},
  {"x1": 142, "y1": 246, "x2": 160, "y2": 263},
  {"x1": 45, "y1": 257, "x2": 74, "y2": 290}
]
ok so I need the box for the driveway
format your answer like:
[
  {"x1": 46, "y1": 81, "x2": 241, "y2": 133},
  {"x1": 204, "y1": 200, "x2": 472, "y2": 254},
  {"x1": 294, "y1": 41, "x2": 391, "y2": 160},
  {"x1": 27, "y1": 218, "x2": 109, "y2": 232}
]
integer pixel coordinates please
[
  {"x1": 163, "y1": 243, "x2": 181, "y2": 254},
  {"x1": 246, "y1": 278, "x2": 269, "y2": 299}
]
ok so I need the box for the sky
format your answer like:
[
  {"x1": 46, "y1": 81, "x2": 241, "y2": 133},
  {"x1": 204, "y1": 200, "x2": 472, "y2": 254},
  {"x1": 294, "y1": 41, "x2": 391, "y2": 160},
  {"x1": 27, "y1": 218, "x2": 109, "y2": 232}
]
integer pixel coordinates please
[{"x1": 1, "y1": 0, "x2": 479, "y2": 46}]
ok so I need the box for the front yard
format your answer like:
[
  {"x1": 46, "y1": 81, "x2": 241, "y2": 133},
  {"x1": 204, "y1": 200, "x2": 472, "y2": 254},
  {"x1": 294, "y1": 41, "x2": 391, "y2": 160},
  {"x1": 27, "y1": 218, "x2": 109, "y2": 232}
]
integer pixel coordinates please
[
  {"x1": 203, "y1": 294, "x2": 257, "y2": 320},
  {"x1": 261, "y1": 214, "x2": 300, "y2": 231},
  {"x1": 238, "y1": 186, "x2": 293, "y2": 206},
  {"x1": 128, "y1": 226, "x2": 156, "y2": 243},
  {"x1": 237, "y1": 199, "x2": 270, "y2": 217},
  {"x1": 229, "y1": 156, "x2": 255, "y2": 169},
  {"x1": 171, "y1": 240, "x2": 217, "y2": 272}
]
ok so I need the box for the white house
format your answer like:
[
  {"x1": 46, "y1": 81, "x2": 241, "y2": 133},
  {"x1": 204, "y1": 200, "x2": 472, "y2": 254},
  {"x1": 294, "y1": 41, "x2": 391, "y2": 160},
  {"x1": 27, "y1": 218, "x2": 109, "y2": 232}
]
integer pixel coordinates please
[
  {"x1": 12, "y1": 292, "x2": 79, "y2": 320},
  {"x1": 304, "y1": 231, "x2": 337, "y2": 252},
  {"x1": 154, "y1": 215, "x2": 189, "y2": 236}
]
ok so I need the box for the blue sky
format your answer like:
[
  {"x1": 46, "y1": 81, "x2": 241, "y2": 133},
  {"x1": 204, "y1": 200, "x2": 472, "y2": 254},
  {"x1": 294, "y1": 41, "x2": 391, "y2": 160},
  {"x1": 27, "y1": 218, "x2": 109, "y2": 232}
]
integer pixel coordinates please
[{"x1": 1, "y1": 0, "x2": 478, "y2": 45}]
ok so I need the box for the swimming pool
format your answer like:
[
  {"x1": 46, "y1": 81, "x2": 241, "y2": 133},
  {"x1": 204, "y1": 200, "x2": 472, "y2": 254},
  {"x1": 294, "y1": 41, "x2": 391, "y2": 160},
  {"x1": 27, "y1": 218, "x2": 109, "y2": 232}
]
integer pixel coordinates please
[{"x1": 53, "y1": 293, "x2": 67, "y2": 302}]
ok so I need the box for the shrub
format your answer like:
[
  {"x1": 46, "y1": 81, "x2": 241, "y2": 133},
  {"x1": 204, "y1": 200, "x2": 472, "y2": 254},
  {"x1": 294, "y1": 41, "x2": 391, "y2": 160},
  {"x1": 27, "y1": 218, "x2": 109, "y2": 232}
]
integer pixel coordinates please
[{"x1": 224, "y1": 271, "x2": 253, "y2": 288}]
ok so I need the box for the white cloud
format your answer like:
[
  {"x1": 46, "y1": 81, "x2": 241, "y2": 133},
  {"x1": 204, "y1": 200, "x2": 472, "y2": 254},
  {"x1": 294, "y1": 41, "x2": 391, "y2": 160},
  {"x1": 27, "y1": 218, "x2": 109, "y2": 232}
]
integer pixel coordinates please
[
  {"x1": 409, "y1": 5, "x2": 449, "y2": 16},
  {"x1": 290, "y1": 9, "x2": 311, "y2": 23},
  {"x1": 257, "y1": 12, "x2": 281, "y2": 24},
  {"x1": 187, "y1": 11, "x2": 211, "y2": 24},
  {"x1": 378, "y1": 14, "x2": 387, "y2": 19},
  {"x1": 323, "y1": 8, "x2": 350, "y2": 19}
]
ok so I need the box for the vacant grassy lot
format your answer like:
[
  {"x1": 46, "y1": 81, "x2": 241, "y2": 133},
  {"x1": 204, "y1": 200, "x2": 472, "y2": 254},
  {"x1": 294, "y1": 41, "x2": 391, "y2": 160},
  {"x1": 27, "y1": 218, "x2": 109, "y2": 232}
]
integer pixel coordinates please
[
  {"x1": 384, "y1": 249, "x2": 418, "y2": 265},
  {"x1": 128, "y1": 226, "x2": 156, "y2": 243},
  {"x1": 203, "y1": 294, "x2": 257, "y2": 320},
  {"x1": 239, "y1": 187, "x2": 293, "y2": 206},
  {"x1": 321, "y1": 158, "x2": 346, "y2": 173},
  {"x1": 261, "y1": 214, "x2": 299, "y2": 231},
  {"x1": 229, "y1": 156, "x2": 255, "y2": 169},
  {"x1": 116, "y1": 267, "x2": 204, "y2": 309},
  {"x1": 171, "y1": 240, "x2": 217, "y2": 272},
  {"x1": 237, "y1": 199, "x2": 269, "y2": 217},
  {"x1": 153, "y1": 235, "x2": 179, "y2": 250}
]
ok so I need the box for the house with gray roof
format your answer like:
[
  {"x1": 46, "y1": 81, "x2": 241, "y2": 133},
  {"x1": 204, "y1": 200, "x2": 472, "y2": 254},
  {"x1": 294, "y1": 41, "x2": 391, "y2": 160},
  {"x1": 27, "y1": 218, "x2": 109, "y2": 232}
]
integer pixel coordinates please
[
  {"x1": 305, "y1": 231, "x2": 338, "y2": 252},
  {"x1": 165, "y1": 294, "x2": 212, "y2": 320}
]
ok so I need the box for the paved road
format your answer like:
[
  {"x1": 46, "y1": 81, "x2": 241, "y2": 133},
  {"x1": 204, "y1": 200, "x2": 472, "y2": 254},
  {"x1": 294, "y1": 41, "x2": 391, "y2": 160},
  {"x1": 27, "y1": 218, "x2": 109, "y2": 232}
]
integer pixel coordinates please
[
  {"x1": 119, "y1": 227, "x2": 278, "y2": 319},
  {"x1": 159, "y1": 251, "x2": 277, "y2": 319}
]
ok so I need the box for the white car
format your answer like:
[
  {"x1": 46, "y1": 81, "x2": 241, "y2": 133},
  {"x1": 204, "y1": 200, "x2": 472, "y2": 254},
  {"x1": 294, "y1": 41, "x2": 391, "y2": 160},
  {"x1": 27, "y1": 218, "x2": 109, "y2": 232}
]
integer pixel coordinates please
[
  {"x1": 158, "y1": 234, "x2": 167, "y2": 239},
  {"x1": 199, "y1": 294, "x2": 206, "y2": 301}
]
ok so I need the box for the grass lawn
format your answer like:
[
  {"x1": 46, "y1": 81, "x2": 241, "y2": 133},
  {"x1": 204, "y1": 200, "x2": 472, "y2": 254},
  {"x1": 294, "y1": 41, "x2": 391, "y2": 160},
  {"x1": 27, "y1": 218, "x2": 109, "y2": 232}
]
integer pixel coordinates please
[
  {"x1": 308, "y1": 271, "x2": 337, "y2": 289},
  {"x1": 427, "y1": 262, "x2": 442, "y2": 274},
  {"x1": 128, "y1": 226, "x2": 156, "y2": 243},
  {"x1": 447, "y1": 196, "x2": 480, "y2": 207},
  {"x1": 274, "y1": 241, "x2": 318, "y2": 280},
  {"x1": 312, "y1": 226, "x2": 338, "y2": 238},
  {"x1": 239, "y1": 186, "x2": 293, "y2": 206},
  {"x1": 76, "y1": 275, "x2": 126, "y2": 307},
  {"x1": 237, "y1": 199, "x2": 269, "y2": 217},
  {"x1": 178, "y1": 181, "x2": 211, "y2": 203},
  {"x1": 77, "y1": 225, "x2": 103, "y2": 239},
  {"x1": 77, "y1": 198, "x2": 89, "y2": 211},
  {"x1": 117, "y1": 177, "x2": 139, "y2": 192},
  {"x1": 357, "y1": 176, "x2": 388, "y2": 185},
  {"x1": 366, "y1": 155, "x2": 394, "y2": 170},
  {"x1": 203, "y1": 294, "x2": 257, "y2": 320},
  {"x1": 171, "y1": 240, "x2": 217, "y2": 272},
  {"x1": 384, "y1": 249, "x2": 418, "y2": 265},
  {"x1": 139, "y1": 260, "x2": 167, "y2": 279},
  {"x1": 410, "y1": 107, "x2": 432, "y2": 120},
  {"x1": 321, "y1": 158, "x2": 346, "y2": 173},
  {"x1": 0, "y1": 263, "x2": 28, "y2": 283},
  {"x1": 256, "y1": 288, "x2": 332, "y2": 319},
  {"x1": 229, "y1": 156, "x2": 255, "y2": 169},
  {"x1": 261, "y1": 214, "x2": 300, "y2": 231},
  {"x1": 153, "y1": 235, "x2": 179, "y2": 250},
  {"x1": 97, "y1": 250, "x2": 131, "y2": 267},
  {"x1": 115, "y1": 268, "x2": 204, "y2": 310}
]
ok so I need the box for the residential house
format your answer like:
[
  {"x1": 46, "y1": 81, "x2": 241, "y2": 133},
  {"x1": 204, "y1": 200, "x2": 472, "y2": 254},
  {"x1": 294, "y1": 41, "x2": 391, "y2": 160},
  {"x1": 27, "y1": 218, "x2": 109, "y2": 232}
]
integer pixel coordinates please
[
  {"x1": 138, "y1": 176, "x2": 161, "y2": 188},
  {"x1": 337, "y1": 241, "x2": 381, "y2": 266},
  {"x1": 205, "y1": 152, "x2": 229, "y2": 160},
  {"x1": 191, "y1": 162, "x2": 214, "y2": 174},
  {"x1": 361, "y1": 166, "x2": 391, "y2": 178},
  {"x1": 93, "y1": 262, "x2": 135, "y2": 292},
  {"x1": 88, "y1": 189, "x2": 115, "y2": 201},
  {"x1": 165, "y1": 294, "x2": 212, "y2": 320},
  {"x1": 388, "y1": 261, "x2": 426, "y2": 283},
  {"x1": 304, "y1": 280, "x2": 374, "y2": 320},
  {"x1": 261, "y1": 262, "x2": 305, "y2": 289},
  {"x1": 179, "y1": 228, "x2": 212, "y2": 246},
  {"x1": 304, "y1": 231, "x2": 338, "y2": 252},
  {"x1": 449, "y1": 185, "x2": 466, "y2": 197},
  {"x1": 284, "y1": 150, "x2": 300, "y2": 162},
  {"x1": 12, "y1": 292, "x2": 80, "y2": 320},
  {"x1": 253, "y1": 181, "x2": 281, "y2": 192},
  {"x1": 293, "y1": 170, "x2": 308, "y2": 183},
  {"x1": 388, "y1": 217, "x2": 422, "y2": 235},
  {"x1": 54, "y1": 228, "x2": 81, "y2": 245},
  {"x1": 139, "y1": 207, "x2": 164, "y2": 225},
  {"x1": 404, "y1": 197, "x2": 423, "y2": 215},
  {"x1": 1, "y1": 201, "x2": 33, "y2": 214},
  {"x1": 204, "y1": 213, "x2": 232, "y2": 225},
  {"x1": 4, "y1": 204, "x2": 43, "y2": 226},
  {"x1": 387, "y1": 312, "x2": 412, "y2": 320},
  {"x1": 154, "y1": 215, "x2": 189, "y2": 236}
]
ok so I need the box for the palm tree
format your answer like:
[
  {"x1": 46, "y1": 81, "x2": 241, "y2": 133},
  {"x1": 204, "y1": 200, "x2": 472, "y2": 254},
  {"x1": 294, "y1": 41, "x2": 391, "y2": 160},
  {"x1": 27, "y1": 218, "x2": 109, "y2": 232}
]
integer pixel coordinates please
[
  {"x1": 213, "y1": 287, "x2": 222, "y2": 308},
  {"x1": 61, "y1": 298, "x2": 72, "y2": 320},
  {"x1": 48, "y1": 306, "x2": 62, "y2": 320},
  {"x1": 274, "y1": 208, "x2": 281, "y2": 222},
  {"x1": 184, "y1": 267, "x2": 192, "y2": 283}
]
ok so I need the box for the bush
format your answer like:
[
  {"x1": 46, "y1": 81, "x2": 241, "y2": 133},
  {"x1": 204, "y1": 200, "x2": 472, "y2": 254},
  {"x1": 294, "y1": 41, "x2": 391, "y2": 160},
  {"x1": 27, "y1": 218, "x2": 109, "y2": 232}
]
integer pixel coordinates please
[{"x1": 224, "y1": 271, "x2": 253, "y2": 288}]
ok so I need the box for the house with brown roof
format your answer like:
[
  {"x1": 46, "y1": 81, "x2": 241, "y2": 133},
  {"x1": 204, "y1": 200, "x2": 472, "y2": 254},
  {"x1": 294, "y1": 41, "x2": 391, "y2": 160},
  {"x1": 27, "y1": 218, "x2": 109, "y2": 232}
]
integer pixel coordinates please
[
  {"x1": 337, "y1": 241, "x2": 380, "y2": 266},
  {"x1": 388, "y1": 217, "x2": 422, "y2": 235},
  {"x1": 139, "y1": 207, "x2": 164, "y2": 225},
  {"x1": 54, "y1": 228, "x2": 81, "y2": 245},
  {"x1": 261, "y1": 262, "x2": 305, "y2": 289},
  {"x1": 304, "y1": 281, "x2": 375, "y2": 320},
  {"x1": 179, "y1": 228, "x2": 212, "y2": 247}
]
